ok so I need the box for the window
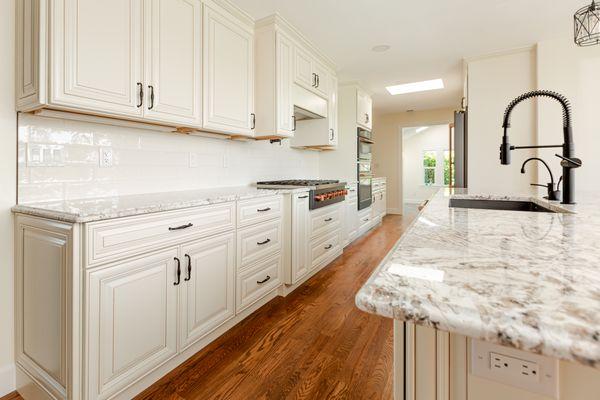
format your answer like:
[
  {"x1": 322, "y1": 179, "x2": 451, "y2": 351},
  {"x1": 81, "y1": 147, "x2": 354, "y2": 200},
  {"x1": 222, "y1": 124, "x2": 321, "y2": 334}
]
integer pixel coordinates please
[
  {"x1": 444, "y1": 150, "x2": 455, "y2": 186},
  {"x1": 423, "y1": 151, "x2": 437, "y2": 185}
]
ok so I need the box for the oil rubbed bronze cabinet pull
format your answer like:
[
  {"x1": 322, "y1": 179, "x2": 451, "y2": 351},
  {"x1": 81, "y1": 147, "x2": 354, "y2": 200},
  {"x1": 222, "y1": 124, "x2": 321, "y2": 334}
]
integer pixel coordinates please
[
  {"x1": 251, "y1": 113, "x2": 256, "y2": 129},
  {"x1": 257, "y1": 275, "x2": 271, "y2": 284},
  {"x1": 324, "y1": 217, "x2": 333, "y2": 222},
  {"x1": 324, "y1": 244, "x2": 333, "y2": 250},
  {"x1": 257, "y1": 238, "x2": 271, "y2": 246},
  {"x1": 173, "y1": 257, "x2": 181, "y2": 286},
  {"x1": 184, "y1": 254, "x2": 192, "y2": 282},
  {"x1": 292, "y1": 115, "x2": 297, "y2": 131},
  {"x1": 257, "y1": 207, "x2": 271, "y2": 212},
  {"x1": 148, "y1": 85, "x2": 155, "y2": 110},
  {"x1": 169, "y1": 223, "x2": 193, "y2": 231},
  {"x1": 298, "y1": 195, "x2": 309, "y2": 199},
  {"x1": 137, "y1": 82, "x2": 143, "y2": 108}
]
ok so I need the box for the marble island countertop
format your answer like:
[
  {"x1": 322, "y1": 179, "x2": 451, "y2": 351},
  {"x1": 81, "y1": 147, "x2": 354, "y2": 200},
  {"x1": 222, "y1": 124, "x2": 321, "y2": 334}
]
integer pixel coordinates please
[
  {"x1": 12, "y1": 186, "x2": 310, "y2": 223},
  {"x1": 356, "y1": 189, "x2": 600, "y2": 369}
]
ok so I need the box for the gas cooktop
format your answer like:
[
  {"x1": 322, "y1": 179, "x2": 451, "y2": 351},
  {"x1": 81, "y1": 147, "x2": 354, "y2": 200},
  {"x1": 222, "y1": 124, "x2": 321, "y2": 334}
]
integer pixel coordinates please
[{"x1": 256, "y1": 179, "x2": 340, "y2": 187}]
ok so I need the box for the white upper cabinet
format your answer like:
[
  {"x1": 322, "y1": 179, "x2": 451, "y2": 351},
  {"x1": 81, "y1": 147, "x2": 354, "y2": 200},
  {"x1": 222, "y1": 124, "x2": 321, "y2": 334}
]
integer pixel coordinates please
[
  {"x1": 50, "y1": 0, "x2": 144, "y2": 117},
  {"x1": 203, "y1": 1, "x2": 255, "y2": 136},
  {"x1": 357, "y1": 89, "x2": 373, "y2": 130},
  {"x1": 144, "y1": 0, "x2": 202, "y2": 126},
  {"x1": 293, "y1": 45, "x2": 330, "y2": 99},
  {"x1": 328, "y1": 75, "x2": 339, "y2": 146},
  {"x1": 293, "y1": 46, "x2": 314, "y2": 91}
]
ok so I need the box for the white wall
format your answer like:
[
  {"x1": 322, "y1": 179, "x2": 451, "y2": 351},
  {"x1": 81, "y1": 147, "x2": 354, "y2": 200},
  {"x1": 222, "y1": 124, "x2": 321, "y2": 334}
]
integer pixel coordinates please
[
  {"x1": 0, "y1": 0, "x2": 16, "y2": 395},
  {"x1": 536, "y1": 38, "x2": 600, "y2": 196},
  {"x1": 18, "y1": 113, "x2": 320, "y2": 203},
  {"x1": 466, "y1": 48, "x2": 538, "y2": 195},
  {"x1": 402, "y1": 125, "x2": 449, "y2": 204}
]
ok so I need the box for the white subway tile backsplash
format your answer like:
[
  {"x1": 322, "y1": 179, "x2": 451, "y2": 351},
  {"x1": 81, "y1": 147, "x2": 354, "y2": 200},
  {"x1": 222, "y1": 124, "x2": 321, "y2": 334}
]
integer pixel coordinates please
[{"x1": 18, "y1": 113, "x2": 320, "y2": 203}]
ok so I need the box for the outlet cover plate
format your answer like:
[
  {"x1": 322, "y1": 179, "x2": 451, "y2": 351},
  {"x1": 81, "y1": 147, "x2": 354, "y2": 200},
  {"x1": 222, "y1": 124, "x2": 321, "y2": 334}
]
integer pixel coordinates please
[{"x1": 471, "y1": 339, "x2": 558, "y2": 398}]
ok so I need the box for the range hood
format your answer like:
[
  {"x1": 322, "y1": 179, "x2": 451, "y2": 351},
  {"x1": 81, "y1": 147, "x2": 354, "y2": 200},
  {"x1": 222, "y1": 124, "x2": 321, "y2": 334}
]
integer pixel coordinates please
[{"x1": 293, "y1": 84, "x2": 327, "y2": 120}]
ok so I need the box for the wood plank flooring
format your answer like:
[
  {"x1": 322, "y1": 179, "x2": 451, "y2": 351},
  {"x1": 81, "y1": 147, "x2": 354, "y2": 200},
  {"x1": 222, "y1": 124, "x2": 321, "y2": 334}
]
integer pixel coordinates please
[{"x1": 2, "y1": 214, "x2": 414, "y2": 400}]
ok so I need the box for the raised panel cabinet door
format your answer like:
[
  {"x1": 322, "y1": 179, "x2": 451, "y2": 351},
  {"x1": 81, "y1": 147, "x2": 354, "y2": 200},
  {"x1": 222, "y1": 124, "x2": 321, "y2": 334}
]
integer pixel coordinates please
[
  {"x1": 293, "y1": 45, "x2": 314, "y2": 91},
  {"x1": 276, "y1": 32, "x2": 294, "y2": 135},
  {"x1": 203, "y1": 4, "x2": 254, "y2": 135},
  {"x1": 179, "y1": 232, "x2": 235, "y2": 350},
  {"x1": 144, "y1": 0, "x2": 202, "y2": 126},
  {"x1": 87, "y1": 248, "x2": 178, "y2": 400},
  {"x1": 356, "y1": 89, "x2": 369, "y2": 128},
  {"x1": 312, "y1": 61, "x2": 330, "y2": 99},
  {"x1": 328, "y1": 74, "x2": 339, "y2": 145},
  {"x1": 51, "y1": 0, "x2": 144, "y2": 117},
  {"x1": 346, "y1": 198, "x2": 358, "y2": 242},
  {"x1": 291, "y1": 193, "x2": 310, "y2": 283}
]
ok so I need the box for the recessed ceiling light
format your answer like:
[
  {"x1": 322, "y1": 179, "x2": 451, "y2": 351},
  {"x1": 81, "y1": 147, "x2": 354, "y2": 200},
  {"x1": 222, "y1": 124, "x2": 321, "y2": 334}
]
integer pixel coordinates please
[
  {"x1": 386, "y1": 79, "x2": 444, "y2": 95},
  {"x1": 371, "y1": 45, "x2": 391, "y2": 52}
]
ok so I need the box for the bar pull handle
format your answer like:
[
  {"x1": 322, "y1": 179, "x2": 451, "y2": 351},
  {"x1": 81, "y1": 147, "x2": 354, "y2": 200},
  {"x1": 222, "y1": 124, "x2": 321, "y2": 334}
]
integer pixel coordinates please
[
  {"x1": 324, "y1": 244, "x2": 333, "y2": 250},
  {"x1": 257, "y1": 207, "x2": 271, "y2": 212},
  {"x1": 173, "y1": 257, "x2": 181, "y2": 286},
  {"x1": 137, "y1": 83, "x2": 143, "y2": 108},
  {"x1": 169, "y1": 223, "x2": 193, "y2": 231},
  {"x1": 257, "y1": 238, "x2": 271, "y2": 246},
  {"x1": 184, "y1": 254, "x2": 192, "y2": 282},
  {"x1": 148, "y1": 85, "x2": 155, "y2": 110},
  {"x1": 257, "y1": 275, "x2": 271, "y2": 284}
]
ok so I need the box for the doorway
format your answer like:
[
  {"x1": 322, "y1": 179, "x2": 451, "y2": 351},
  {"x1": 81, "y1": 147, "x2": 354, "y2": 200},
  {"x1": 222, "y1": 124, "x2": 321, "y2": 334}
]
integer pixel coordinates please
[{"x1": 401, "y1": 124, "x2": 454, "y2": 214}]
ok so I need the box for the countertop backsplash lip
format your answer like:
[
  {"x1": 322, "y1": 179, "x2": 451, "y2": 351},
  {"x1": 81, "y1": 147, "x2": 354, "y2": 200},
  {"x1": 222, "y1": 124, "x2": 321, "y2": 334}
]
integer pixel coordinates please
[
  {"x1": 356, "y1": 187, "x2": 600, "y2": 369},
  {"x1": 12, "y1": 186, "x2": 311, "y2": 223}
]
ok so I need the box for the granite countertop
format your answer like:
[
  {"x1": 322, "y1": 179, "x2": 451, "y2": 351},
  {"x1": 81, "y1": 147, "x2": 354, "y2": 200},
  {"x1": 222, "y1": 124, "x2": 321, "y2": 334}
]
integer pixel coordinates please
[
  {"x1": 12, "y1": 186, "x2": 310, "y2": 223},
  {"x1": 356, "y1": 188, "x2": 600, "y2": 369}
]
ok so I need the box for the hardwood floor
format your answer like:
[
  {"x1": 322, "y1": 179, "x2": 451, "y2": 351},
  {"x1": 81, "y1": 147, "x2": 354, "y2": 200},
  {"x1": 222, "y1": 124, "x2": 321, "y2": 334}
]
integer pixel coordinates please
[{"x1": 2, "y1": 214, "x2": 414, "y2": 400}]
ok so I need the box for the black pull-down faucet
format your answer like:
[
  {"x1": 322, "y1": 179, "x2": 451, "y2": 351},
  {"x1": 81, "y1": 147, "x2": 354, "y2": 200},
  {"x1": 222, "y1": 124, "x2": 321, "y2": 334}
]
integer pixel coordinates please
[{"x1": 499, "y1": 90, "x2": 582, "y2": 204}]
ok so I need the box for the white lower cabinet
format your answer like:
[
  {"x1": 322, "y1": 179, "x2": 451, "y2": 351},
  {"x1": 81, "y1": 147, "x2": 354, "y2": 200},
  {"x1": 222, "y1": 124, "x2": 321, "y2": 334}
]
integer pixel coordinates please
[
  {"x1": 179, "y1": 232, "x2": 235, "y2": 350},
  {"x1": 237, "y1": 253, "x2": 282, "y2": 312},
  {"x1": 87, "y1": 248, "x2": 179, "y2": 400},
  {"x1": 291, "y1": 192, "x2": 310, "y2": 284}
]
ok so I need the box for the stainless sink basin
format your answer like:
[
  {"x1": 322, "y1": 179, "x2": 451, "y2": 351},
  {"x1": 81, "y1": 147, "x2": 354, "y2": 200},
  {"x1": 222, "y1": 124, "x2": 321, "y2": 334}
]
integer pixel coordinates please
[{"x1": 449, "y1": 198, "x2": 556, "y2": 213}]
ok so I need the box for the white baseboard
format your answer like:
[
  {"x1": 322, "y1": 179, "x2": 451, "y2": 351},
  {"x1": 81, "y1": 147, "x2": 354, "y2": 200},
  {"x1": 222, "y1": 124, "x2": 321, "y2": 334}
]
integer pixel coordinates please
[{"x1": 0, "y1": 363, "x2": 16, "y2": 397}]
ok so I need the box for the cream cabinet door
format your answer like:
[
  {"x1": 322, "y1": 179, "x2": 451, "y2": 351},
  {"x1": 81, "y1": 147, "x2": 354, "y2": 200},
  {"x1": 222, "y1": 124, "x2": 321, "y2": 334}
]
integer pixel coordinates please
[
  {"x1": 276, "y1": 32, "x2": 294, "y2": 135},
  {"x1": 87, "y1": 248, "x2": 178, "y2": 400},
  {"x1": 291, "y1": 192, "x2": 310, "y2": 284},
  {"x1": 345, "y1": 197, "x2": 358, "y2": 244},
  {"x1": 203, "y1": 3, "x2": 254, "y2": 136},
  {"x1": 51, "y1": 0, "x2": 144, "y2": 117},
  {"x1": 328, "y1": 74, "x2": 339, "y2": 146},
  {"x1": 357, "y1": 89, "x2": 372, "y2": 129},
  {"x1": 144, "y1": 0, "x2": 202, "y2": 127},
  {"x1": 179, "y1": 232, "x2": 235, "y2": 350},
  {"x1": 293, "y1": 45, "x2": 314, "y2": 91},
  {"x1": 312, "y1": 61, "x2": 330, "y2": 99}
]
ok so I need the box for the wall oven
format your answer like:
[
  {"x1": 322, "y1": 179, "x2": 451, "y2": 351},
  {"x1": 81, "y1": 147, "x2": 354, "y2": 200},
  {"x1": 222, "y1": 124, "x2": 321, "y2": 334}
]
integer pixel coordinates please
[{"x1": 357, "y1": 128, "x2": 374, "y2": 210}]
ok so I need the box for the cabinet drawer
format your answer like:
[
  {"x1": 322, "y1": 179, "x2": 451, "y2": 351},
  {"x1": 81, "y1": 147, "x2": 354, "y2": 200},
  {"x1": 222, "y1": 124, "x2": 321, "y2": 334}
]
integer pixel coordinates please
[
  {"x1": 237, "y1": 253, "x2": 282, "y2": 312},
  {"x1": 309, "y1": 229, "x2": 341, "y2": 271},
  {"x1": 237, "y1": 196, "x2": 282, "y2": 228},
  {"x1": 309, "y1": 204, "x2": 341, "y2": 239},
  {"x1": 85, "y1": 203, "x2": 235, "y2": 266},
  {"x1": 237, "y1": 219, "x2": 282, "y2": 269}
]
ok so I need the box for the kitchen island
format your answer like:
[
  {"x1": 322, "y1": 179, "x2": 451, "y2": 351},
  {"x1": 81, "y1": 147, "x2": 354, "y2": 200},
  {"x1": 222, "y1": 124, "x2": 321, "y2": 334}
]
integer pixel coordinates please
[{"x1": 356, "y1": 188, "x2": 600, "y2": 400}]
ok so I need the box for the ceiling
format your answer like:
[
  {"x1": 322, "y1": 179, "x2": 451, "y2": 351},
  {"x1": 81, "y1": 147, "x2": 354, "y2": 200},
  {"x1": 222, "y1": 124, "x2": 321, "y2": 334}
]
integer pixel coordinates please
[{"x1": 230, "y1": 0, "x2": 583, "y2": 114}]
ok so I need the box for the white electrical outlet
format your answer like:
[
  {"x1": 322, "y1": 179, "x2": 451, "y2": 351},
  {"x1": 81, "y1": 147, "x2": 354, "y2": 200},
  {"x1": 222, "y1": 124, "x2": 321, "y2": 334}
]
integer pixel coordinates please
[
  {"x1": 471, "y1": 339, "x2": 558, "y2": 398},
  {"x1": 189, "y1": 152, "x2": 199, "y2": 168},
  {"x1": 99, "y1": 148, "x2": 113, "y2": 168}
]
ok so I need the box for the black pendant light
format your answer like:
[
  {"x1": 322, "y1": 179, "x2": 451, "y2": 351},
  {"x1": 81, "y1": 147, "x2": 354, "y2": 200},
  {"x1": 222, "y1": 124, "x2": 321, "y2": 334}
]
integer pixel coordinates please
[{"x1": 574, "y1": 0, "x2": 600, "y2": 46}]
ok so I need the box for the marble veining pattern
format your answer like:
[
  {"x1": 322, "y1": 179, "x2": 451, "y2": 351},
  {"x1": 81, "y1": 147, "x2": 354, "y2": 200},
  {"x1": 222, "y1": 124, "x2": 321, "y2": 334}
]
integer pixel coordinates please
[
  {"x1": 12, "y1": 186, "x2": 309, "y2": 223},
  {"x1": 356, "y1": 188, "x2": 600, "y2": 368}
]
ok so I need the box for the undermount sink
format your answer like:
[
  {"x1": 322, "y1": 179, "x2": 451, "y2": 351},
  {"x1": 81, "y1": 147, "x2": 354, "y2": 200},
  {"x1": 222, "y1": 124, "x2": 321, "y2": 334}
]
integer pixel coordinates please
[{"x1": 449, "y1": 198, "x2": 556, "y2": 213}]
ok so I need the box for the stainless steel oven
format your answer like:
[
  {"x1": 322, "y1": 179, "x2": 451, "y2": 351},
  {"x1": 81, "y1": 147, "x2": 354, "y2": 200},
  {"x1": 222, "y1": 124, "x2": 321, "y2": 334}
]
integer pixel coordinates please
[{"x1": 357, "y1": 127, "x2": 374, "y2": 210}]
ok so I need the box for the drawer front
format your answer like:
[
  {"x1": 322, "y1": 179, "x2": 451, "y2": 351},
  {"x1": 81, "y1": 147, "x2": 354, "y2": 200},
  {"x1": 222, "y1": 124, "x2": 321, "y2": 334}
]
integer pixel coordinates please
[
  {"x1": 86, "y1": 203, "x2": 235, "y2": 266},
  {"x1": 359, "y1": 212, "x2": 372, "y2": 230},
  {"x1": 237, "y1": 196, "x2": 283, "y2": 228},
  {"x1": 237, "y1": 253, "x2": 282, "y2": 312},
  {"x1": 309, "y1": 204, "x2": 341, "y2": 239},
  {"x1": 237, "y1": 219, "x2": 282, "y2": 269},
  {"x1": 309, "y1": 229, "x2": 341, "y2": 271}
]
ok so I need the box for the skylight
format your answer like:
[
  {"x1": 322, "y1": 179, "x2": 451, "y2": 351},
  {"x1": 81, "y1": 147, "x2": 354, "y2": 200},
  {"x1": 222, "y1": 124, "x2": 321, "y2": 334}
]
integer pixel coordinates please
[{"x1": 386, "y1": 79, "x2": 444, "y2": 95}]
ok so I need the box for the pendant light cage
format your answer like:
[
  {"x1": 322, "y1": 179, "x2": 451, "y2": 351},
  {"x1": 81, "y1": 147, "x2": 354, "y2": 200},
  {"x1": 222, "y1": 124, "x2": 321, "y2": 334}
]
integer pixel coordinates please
[{"x1": 574, "y1": 1, "x2": 600, "y2": 46}]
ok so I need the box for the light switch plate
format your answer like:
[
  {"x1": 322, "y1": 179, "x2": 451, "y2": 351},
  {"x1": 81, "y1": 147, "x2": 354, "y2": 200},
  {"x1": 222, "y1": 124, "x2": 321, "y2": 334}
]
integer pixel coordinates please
[
  {"x1": 471, "y1": 339, "x2": 558, "y2": 398},
  {"x1": 27, "y1": 144, "x2": 65, "y2": 167}
]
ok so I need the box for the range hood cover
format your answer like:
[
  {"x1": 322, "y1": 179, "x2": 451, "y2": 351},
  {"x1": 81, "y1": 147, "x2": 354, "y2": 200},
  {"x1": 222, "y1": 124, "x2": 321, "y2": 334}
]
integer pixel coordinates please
[{"x1": 293, "y1": 84, "x2": 327, "y2": 120}]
